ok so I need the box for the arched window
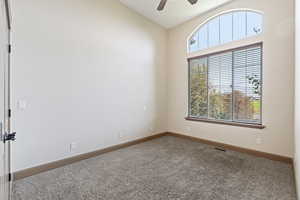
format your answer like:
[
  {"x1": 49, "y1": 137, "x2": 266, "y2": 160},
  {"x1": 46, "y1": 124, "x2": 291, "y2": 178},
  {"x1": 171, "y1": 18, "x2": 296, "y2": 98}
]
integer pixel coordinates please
[
  {"x1": 186, "y1": 10, "x2": 264, "y2": 128},
  {"x1": 188, "y1": 11, "x2": 263, "y2": 53}
]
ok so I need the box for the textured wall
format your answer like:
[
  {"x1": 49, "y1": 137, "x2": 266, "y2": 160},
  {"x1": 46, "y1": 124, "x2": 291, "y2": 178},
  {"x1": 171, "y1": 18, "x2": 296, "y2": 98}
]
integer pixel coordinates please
[
  {"x1": 11, "y1": 0, "x2": 167, "y2": 172},
  {"x1": 10, "y1": 0, "x2": 296, "y2": 174},
  {"x1": 167, "y1": 0, "x2": 295, "y2": 157}
]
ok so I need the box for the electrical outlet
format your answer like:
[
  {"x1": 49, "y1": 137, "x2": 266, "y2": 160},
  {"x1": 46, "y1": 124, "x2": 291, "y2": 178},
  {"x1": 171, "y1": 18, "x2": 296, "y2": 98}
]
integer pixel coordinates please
[
  {"x1": 143, "y1": 106, "x2": 147, "y2": 111},
  {"x1": 149, "y1": 127, "x2": 154, "y2": 132},
  {"x1": 70, "y1": 142, "x2": 77, "y2": 152},
  {"x1": 186, "y1": 126, "x2": 192, "y2": 131},
  {"x1": 256, "y1": 137, "x2": 262, "y2": 144},
  {"x1": 118, "y1": 132, "x2": 124, "y2": 138}
]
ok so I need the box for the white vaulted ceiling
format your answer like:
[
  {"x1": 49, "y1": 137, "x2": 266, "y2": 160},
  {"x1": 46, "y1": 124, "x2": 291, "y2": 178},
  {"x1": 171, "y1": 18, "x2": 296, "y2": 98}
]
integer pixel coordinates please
[{"x1": 119, "y1": 0, "x2": 233, "y2": 28}]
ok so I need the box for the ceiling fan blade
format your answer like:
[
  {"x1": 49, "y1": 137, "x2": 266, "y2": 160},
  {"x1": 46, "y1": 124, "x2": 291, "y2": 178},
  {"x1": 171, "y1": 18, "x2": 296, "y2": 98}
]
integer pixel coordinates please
[
  {"x1": 157, "y1": 0, "x2": 167, "y2": 11},
  {"x1": 187, "y1": 0, "x2": 198, "y2": 5}
]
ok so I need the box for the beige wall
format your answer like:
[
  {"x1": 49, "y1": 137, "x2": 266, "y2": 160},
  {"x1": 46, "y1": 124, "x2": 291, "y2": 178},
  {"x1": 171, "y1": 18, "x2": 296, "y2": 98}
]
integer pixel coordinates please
[
  {"x1": 11, "y1": 0, "x2": 295, "y2": 172},
  {"x1": 167, "y1": 0, "x2": 295, "y2": 157},
  {"x1": 11, "y1": 0, "x2": 167, "y2": 172},
  {"x1": 295, "y1": 0, "x2": 300, "y2": 197}
]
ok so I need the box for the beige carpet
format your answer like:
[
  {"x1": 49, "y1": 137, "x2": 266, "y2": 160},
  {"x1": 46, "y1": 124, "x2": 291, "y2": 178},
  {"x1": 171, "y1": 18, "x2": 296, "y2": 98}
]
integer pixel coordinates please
[{"x1": 12, "y1": 136, "x2": 297, "y2": 200}]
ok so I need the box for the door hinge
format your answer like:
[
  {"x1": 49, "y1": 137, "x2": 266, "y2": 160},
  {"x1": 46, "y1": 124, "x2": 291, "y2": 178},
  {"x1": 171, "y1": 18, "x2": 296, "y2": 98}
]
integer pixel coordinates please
[
  {"x1": 8, "y1": 109, "x2": 11, "y2": 118},
  {"x1": 8, "y1": 173, "x2": 12, "y2": 182},
  {"x1": 4, "y1": 132, "x2": 16, "y2": 142},
  {"x1": 8, "y1": 44, "x2": 11, "y2": 53}
]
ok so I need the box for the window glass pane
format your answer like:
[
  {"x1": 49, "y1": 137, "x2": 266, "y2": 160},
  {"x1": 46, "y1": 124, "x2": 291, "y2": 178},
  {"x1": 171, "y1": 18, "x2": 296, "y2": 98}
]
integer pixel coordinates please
[
  {"x1": 208, "y1": 17, "x2": 220, "y2": 47},
  {"x1": 189, "y1": 32, "x2": 199, "y2": 52},
  {"x1": 233, "y1": 11, "x2": 246, "y2": 41},
  {"x1": 198, "y1": 24, "x2": 208, "y2": 50},
  {"x1": 208, "y1": 52, "x2": 232, "y2": 120},
  {"x1": 233, "y1": 46, "x2": 262, "y2": 123},
  {"x1": 189, "y1": 58, "x2": 208, "y2": 117},
  {"x1": 220, "y1": 13, "x2": 233, "y2": 45},
  {"x1": 247, "y1": 12, "x2": 263, "y2": 37},
  {"x1": 219, "y1": 52, "x2": 233, "y2": 120},
  {"x1": 208, "y1": 55, "x2": 220, "y2": 119},
  {"x1": 246, "y1": 65, "x2": 261, "y2": 122},
  {"x1": 188, "y1": 11, "x2": 263, "y2": 53},
  {"x1": 189, "y1": 45, "x2": 262, "y2": 124}
]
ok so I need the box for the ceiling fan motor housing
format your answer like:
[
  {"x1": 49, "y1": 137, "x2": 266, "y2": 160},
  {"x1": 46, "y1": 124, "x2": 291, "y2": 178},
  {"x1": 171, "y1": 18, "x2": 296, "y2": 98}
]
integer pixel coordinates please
[
  {"x1": 188, "y1": 0, "x2": 198, "y2": 4},
  {"x1": 157, "y1": 0, "x2": 198, "y2": 11}
]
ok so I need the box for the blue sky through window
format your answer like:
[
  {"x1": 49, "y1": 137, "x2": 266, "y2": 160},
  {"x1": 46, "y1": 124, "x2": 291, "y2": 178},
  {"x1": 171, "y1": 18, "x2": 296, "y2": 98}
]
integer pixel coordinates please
[{"x1": 189, "y1": 11, "x2": 263, "y2": 53}]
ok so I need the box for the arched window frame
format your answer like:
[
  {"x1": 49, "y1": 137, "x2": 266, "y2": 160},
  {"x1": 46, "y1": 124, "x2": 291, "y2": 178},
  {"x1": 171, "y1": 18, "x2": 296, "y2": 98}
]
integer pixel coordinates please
[
  {"x1": 186, "y1": 9, "x2": 265, "y2": 128},
  {"x1": 187, "y1": 9, "x2": 264, "y2": 56}
]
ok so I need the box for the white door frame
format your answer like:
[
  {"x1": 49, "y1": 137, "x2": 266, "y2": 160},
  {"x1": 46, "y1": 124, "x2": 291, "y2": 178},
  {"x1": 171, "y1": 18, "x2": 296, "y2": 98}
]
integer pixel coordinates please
[{"x1": 0, "y1": 0, "x2": 12, "y2": 199}]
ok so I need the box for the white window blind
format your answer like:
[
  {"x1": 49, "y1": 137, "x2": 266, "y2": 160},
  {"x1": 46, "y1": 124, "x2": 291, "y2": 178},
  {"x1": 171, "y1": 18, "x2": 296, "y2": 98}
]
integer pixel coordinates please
[
  {"x1": 189, "y1": 44, "x2": 262, "y2": 124},
  {"x1": 233, "y1": 45, "x2": 262, "y2": 123},
  {"x1": 208, "y1": 51, "x2": 233, "y2": 120}
]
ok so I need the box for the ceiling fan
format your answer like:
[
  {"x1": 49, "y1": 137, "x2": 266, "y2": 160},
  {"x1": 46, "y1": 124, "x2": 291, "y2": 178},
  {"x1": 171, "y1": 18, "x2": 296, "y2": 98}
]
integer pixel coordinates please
[{"x1": 157, "y1": 0, "x2": 198, "y2": 11}]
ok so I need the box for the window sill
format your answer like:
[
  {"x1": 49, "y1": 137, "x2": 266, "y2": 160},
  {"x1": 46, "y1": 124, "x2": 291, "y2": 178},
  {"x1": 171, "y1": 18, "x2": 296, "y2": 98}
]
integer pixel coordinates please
[{"x1": 185, "y1": 117, "x2": 266, "y2": 129}]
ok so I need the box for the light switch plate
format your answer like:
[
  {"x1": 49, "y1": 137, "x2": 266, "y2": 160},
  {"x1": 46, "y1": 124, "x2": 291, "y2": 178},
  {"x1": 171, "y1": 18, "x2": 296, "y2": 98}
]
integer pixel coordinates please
[
  {"x1": 17, "y1": 100, "x2": 27, "y2": 110},
  {"x1": 70, "y1": 142, "x2": 77, "y2": 152},
  {"x1": 256, "y1": 137, "x2": 262, "y2": 144}
]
